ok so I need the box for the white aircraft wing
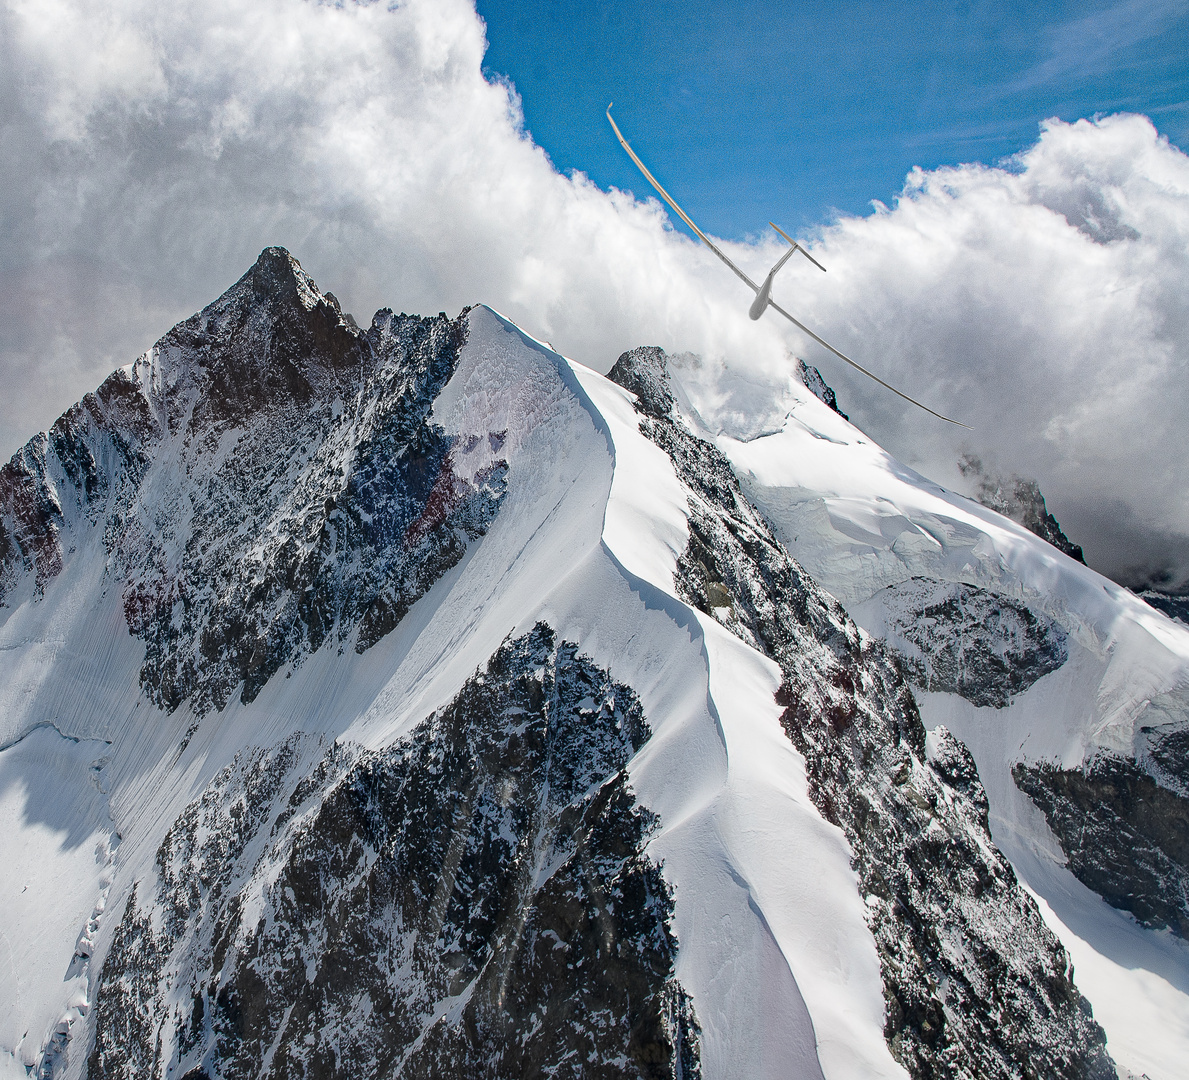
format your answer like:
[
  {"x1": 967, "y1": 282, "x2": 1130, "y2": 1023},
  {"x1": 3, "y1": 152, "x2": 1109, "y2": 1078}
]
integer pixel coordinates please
[
  {"x1": 767, "y1": 299, "x2": 969, "y2": 427},
  {"x1": 606, "y1": 106, "x2": 968, "y2": 428},
  {"x1": 607, "y1": 107, "x2": 759, "y2": 293}
]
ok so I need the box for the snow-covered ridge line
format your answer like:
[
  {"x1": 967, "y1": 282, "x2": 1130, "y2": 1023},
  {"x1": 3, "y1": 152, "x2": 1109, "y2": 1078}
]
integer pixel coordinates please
[
  {"x1": 2, "y1": 249, "x2": 1187, "y2": 1079},
  {"x1": 701, "y1": 356, "x2": 1189, "y2": 1079},
  {"x1": 448, "y1": 309, "x2": 893, "y2": 1078},
  {"x1": 600, "y1": 345, "x2": 1113, "y2": 1080}
]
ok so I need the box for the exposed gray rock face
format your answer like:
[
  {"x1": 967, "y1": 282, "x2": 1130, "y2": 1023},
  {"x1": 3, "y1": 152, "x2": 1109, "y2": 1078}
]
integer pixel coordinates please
[
  {"x1": 1138, "y1": 589, "x2": 1189, "y2": 626},
  {"x1": 1145, "y1": 719, "x2": 1189, "y2": 794},
  {"x1": 608, "y1": 347, "x2": 675, "y2": 422},
  {"x1": 610, "y1": 347, "x2": 1114, "y2": 1080},
  {"x1": 0, "y1": 249, "x2": 508, "y2": 715},
  {"x1": 1012, "y1": 685, "x2": 1189, "y2": 939},
  {"x1": 1014, "y1": 754, "x2": 1189, "y2": 939},
  {"x1": 88, "y1": 624, "x2": 700, "y2": 1080},
  {"x1": 0, "y1": 366, "x2": 157, "y2": 597},
  {"x1": 861, "y1": 578, "x2": 1068, "y2": 708},
  {"x1": 796, "y1": 358, "x2": 848, "y2": 419},
  {"x1": 958, "y1": 455, "x2": 1085, "y2": 564}
]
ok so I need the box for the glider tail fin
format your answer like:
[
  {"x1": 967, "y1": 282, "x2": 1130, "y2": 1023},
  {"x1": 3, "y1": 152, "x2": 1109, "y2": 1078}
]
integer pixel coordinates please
[{"x1": 770, "y1": 222, "x2": 827, "y2": 272}]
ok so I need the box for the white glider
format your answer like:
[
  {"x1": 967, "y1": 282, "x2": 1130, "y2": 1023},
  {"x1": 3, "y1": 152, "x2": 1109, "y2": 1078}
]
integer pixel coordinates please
[{"x1": 606, "y1": 106, "x2": 967, "y2": 427}]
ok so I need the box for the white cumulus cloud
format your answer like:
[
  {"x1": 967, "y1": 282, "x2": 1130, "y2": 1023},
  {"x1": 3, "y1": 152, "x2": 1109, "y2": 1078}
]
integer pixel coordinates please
[
  {"x1": 791, "y1": 112, "x2": 1189, "y2": 589},
  {"x1": 1, "y1": 0, "x2": 1186, "y2": 589}
]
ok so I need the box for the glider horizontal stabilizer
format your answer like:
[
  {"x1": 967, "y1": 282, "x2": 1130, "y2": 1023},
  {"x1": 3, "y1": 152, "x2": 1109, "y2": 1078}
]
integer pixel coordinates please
[{"x1": 770, "y1": 221, "x2": 827, "y2": 273}]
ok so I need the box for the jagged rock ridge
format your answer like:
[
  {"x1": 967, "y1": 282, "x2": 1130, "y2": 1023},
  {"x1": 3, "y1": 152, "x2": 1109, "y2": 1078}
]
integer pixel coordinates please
[
  {"x1": 6, "y1": 251, "x2": 1186, "y2": 1080},
  {"x1": 89, "y1": 625, "x2": 700, "y2": 1080},
  {"x1": 958, "y1": 454, "x2": 1085, "y2": 563},
  {"x1": 796, "y1": 358, "x2": 848, "y2": 419},
  {"x1": 609, "y1": 345, "x2": 1114, "y2": 1080}
]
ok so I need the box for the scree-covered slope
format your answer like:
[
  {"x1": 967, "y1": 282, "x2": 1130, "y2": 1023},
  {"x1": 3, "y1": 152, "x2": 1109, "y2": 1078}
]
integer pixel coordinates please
[{"x1": 0, "y1": 248, "x2": 1168, "y2": 1079}]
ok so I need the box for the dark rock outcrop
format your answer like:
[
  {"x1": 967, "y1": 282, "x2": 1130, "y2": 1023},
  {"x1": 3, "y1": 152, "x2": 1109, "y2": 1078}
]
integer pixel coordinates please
[
  {"x1": 958, "y1": 455, "x2": 1085, "y2": 564},
  {"x1": 1014, "y1": 755, "x2": 1189, "y2": 939},
  {"x1": 865, "y1": 578, "x2": 1068, "y2": 708},
  {"x1": 608, "y1": 347, "x2": 675, "y2": 421},
  {"x1": 796, "y1": 358, "x2": 848, "y2": 419},
  {"x1": 1145, "y1": 721, "x2": 1189, "y2": 794},
  {"x1": 610, "y1": 347, "x2": 1114, "y2": 1080},
  {"x1": 88, "y1": 624, "x2": 700, "y2": 1079},
  {"x1": 1137, "y1": 589, "x2": 1189, "y2": 626},
  {"x1": 0, "y1": 367, "x2": 157, "y2": 598}
]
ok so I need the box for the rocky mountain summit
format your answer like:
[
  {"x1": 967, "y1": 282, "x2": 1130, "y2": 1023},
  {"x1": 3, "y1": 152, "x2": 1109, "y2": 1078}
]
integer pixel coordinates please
[
  {"x1": 2, "y1": 250, "x2": 1188, "y2": 1080},
  {"x1": 957, "y1": 454, "x2": 1085, "y2": 564},
  {"x1": 1, "y1": 250, "x2": 505, "y2": 717}
]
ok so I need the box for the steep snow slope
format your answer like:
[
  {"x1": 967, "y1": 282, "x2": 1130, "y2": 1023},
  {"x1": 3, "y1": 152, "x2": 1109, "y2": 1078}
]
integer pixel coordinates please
[
  {"x1": 0, "y1": 249, "x2": 1144, "y2": 1080},
  {"x1": 0, "y1": 258, "x2": 903, "y2": 1080},
  {"x1": 0, "y1": 725, "x2": 115, "y2": 1076},
  {"x1": 709, "y1": 377, "x2": 1189, "y2": 1080}
]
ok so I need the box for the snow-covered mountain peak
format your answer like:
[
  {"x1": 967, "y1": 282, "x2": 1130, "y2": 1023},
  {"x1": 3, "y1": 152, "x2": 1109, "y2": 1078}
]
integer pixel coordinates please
[{"x1": 2, "y1": 253, "x2": 1187, "y2": 1080}]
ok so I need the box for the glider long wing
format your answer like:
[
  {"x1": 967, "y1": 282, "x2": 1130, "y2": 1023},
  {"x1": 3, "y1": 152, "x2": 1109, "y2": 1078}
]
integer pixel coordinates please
[
  {"x1": 607, "y1": 107, "x2": 758, "y2": 293},
  {"x1": 606, "y1": 105, "x2": 968, "y2": 428},
  {"x1": 767, "y1": 299, "x2": 968, "y2": 427}
]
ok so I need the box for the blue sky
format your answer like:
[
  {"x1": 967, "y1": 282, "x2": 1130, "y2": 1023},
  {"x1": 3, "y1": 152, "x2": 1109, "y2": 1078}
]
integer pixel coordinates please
[{"x1": 476, "y1": 0, "x2": 1189, "y2": 239}]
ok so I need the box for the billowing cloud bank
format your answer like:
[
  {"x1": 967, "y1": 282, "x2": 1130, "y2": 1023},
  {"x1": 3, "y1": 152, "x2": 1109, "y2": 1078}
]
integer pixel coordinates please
[
  {"x1": 2, "y1": 0, "x2": 1187, "y2": 588},
  {"x1": 800, "y1": 114, "x2": 1189, "y2": 591}
]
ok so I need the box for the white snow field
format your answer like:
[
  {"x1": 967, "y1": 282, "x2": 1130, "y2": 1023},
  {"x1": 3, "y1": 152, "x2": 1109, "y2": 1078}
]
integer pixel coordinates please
[
  {"x1": 1, "y1": 302, "x2": 1184, "y2": 1077},
  {"x1": 0, "y1": 725, "x2": 115, "y2": 1076},
  {"x1": 713, "y1": 380, "x2": 1189, "y2": 1080}
]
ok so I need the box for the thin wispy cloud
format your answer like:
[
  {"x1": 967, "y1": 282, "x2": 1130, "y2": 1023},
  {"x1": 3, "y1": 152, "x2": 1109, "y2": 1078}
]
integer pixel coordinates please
[{"x1": 1015, "y1": 0, "x2": 1189, "y2": 93}]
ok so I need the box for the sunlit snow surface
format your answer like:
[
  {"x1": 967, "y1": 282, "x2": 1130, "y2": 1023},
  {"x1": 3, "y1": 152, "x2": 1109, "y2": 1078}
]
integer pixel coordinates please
[
  {"x1": 714, "y1": 384, "x2": 1189, "y2": 1080},
  {"x1": 2, "y1": 304, "x2": 1186, "y2": 1077}
]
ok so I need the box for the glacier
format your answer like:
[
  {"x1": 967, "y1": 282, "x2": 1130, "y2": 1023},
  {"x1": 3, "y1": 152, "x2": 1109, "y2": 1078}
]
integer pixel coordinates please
[{"x1": 0, "y1": 248, "x2": 1185, "y2": 1079}]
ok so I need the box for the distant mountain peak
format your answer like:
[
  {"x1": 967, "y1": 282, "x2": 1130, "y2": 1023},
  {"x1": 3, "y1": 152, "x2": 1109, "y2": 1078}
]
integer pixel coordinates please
[{"x1": 958, "y1": 453, "x2": 1085, "y2": 563}]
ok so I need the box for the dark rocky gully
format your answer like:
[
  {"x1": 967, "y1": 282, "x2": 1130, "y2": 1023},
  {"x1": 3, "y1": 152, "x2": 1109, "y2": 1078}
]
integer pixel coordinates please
[{"x1": 90, "y1": 625, "x2": 700, "y2": 1080}]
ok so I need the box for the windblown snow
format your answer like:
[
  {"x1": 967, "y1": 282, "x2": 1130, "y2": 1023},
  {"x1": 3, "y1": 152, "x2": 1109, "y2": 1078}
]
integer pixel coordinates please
[{"x1": 1, "y1": 249, "x2": 1185, "y2": 1079}]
